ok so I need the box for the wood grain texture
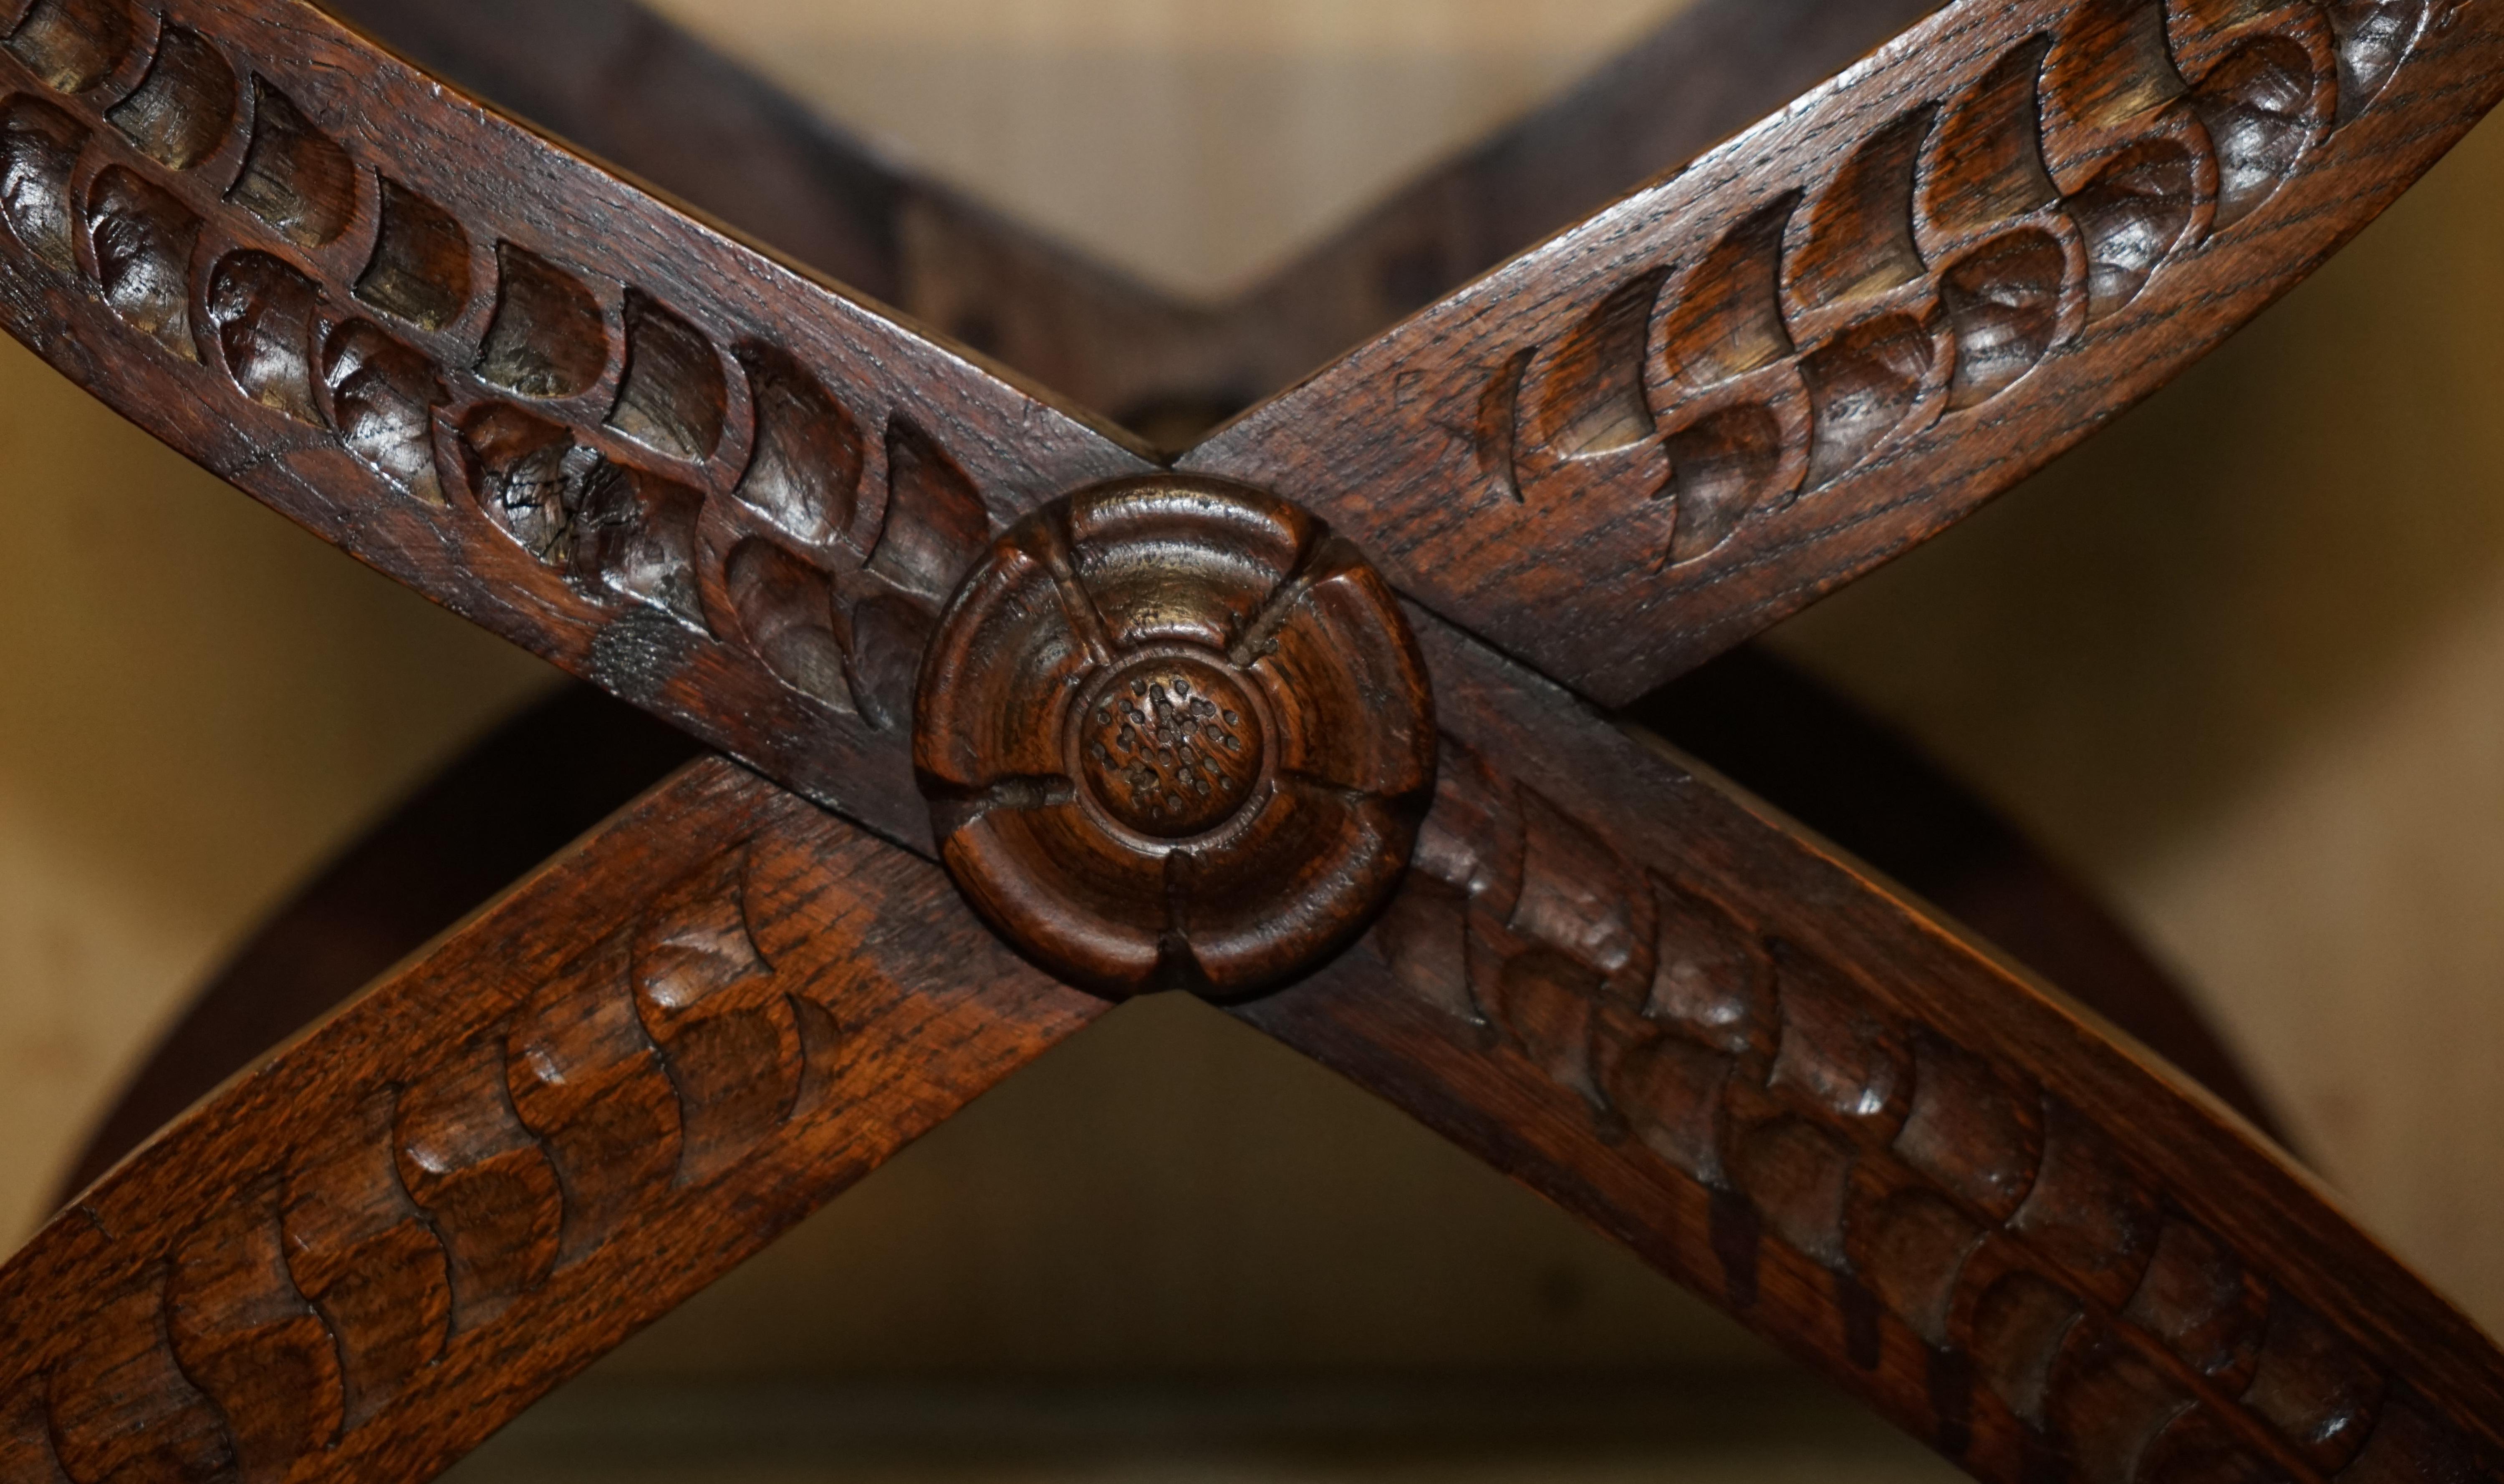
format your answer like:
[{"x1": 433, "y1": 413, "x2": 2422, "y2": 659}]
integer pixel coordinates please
[
  {"x1": 23, "y1": 618, "x2": 2497, "y2": 1482},
  {"x1": 1, "y1": 757, "x2": 1100, "y2": 1484},
  {"x1": 1184, "y1": 0, "x2": 2504, "y2": 704},
  {"x1": 55, "y1": 0, "x2": 2280, "y2": 1197},
  {"x1": 1238, "y1": 609, "x2": 2504, "y2": 1479},
  {"x1": 915, "y1": 477, "x2": 1434, "y2": 998},
  {"x1": 60, "y1": 646, "x2": 2287, "y2": 1228},
  {"x1": 315, "y1": 0, "x2": 1941, "y2": 444},
  {"x1": 1626, "y1": 649, "x2": 2286, "y2": 1143},
  {"x1": 314, "y1": 0, "x2": 2271, "y2": 1128},
  {"x1": 881, "y1": 0, "x2": 1951, "y2": 442},
  {"x1": 3, "y1": 3, "x2": 2496, "y2": 1482},
  {"x1": 54, "y1": 686, "x2": 707, "y2": 1205},
  {"x1": 0, "y1": 0, "x2": 1150, "y2": 851}
]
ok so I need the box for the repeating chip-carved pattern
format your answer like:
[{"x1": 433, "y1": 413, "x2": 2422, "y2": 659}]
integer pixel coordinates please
[
  {"x1": 104, "y1": 25, "x2": 231, "y2": 171},
  {"x1": 87, "y1": 163, "x2": 199, "y2": 358},
  {"x1": 505, "y1": 932, "x2": 690, "y2": 1266},
  {"x1": 1374, "y1": 730, "x2": 2489, "y2": 1483},
  {"x1": 324, "y1": 317, "x2": 449, "y2": 503},
  {"x1": 0, "y1": 827, "x2": 838, "y2": 1484},
  {"x1": 0, "y1": 93, "x2": 80, "y2": 272},
  {"x1": 208, "y1": 247, "x2": 320, "y2": 421},
  {"x1": 353, "y1": 175, "x2": 466, "y2": 330},
  {"x1": 1182, "y1": 0, "x2": 2484, "y2": 707},
  {"x1": 721, "y1": 404, "x2": 999, "y2": 732},
  {"x1": 1478, "y1": 0, "x2": 2329, "y2": 567},
  {"x1": 0, "y1": 8, "x2": 2493, "y2": 1484},
  {"x1": 281, "y1": 1090, "x2": 453, "y2": 1429},
  {"x1": 629, "y1": 849, "x2": 803, "y2": 1183},
  {"x1": 391, "y1": 1038, "x2": 562, "y2": 1334},
  {"x1": 5, "y1": 0, "x2": 136, "y2": 96},
  {"x1": 226, "y1": 77, "x2": 353, "y2": 247},
  {"x1": 0, "y1": 0, "x2": 1146, "y2": 850},
  {"x1": 46, "y1": 1275, "x2": 235, "y2": 1484},
  {"x1": 166, "y1": 1177, "x2": 345, "y2": 1481}
]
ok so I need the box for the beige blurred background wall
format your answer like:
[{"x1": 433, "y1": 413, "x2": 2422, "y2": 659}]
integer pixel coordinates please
[
  {"x1": 636, "y1": 0, "x2": 1695, "y2": 297},
  {"x1": 4, "y1": 0, "x2": 2504, "y2": 1398},
  {"x1": 0, "y1": 345, "x2": 553, "y2": 1241}
]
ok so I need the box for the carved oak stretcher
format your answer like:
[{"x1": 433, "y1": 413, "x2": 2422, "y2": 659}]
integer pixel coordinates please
[{"x1": 0, "y1": 0, "x2": 2497, "y2": 1480}]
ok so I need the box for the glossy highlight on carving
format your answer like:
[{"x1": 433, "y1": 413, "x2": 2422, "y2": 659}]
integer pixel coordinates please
[
  {"x1": 0, "y1": 837, "x2": 812, "y2": 1484},
  {"x1": 916, "y1": 477, "x2": 1436, "y2": 999},
  {"x1": 0, "y1": 1, "x2": 2496, "y2": 1481},
  {"x1": 1371, "y1": 729, "x2": 2489, "y2": 1481},
  {"x1": 1164, "y1": 0, "x2": 2458, "y2": 710}
]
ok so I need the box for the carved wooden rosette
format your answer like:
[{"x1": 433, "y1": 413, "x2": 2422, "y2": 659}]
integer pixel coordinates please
[
  {"x1": 6, "y1": 2, "x2": 2504, "y2": 1481},
  {"x1": 915, "y1": 478, "x2": 1435, "y2": 998}
]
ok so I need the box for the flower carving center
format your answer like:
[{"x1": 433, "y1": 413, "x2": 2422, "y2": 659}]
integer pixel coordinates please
[
  {"x1": 1078, "y1": 655, "x2": 1266, "y2": 839},
  {"x1": 914, "y1": 475, "x2": 1433, "y2": 999}
]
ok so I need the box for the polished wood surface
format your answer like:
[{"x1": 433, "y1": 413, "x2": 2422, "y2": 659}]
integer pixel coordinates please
[
  {"x1": 3, "y1": 759, "x2": 1098, "y2": 1484},
  {"x1": 61, "y1": 0, "x2": 2280, "y2": 1205},
  {"x1": 1247, "y1": 612, "x2": 2504, "y2": 1479},
  {"x1": 1, "y1": 0, "x2": 2497, "y2": 1480},
  {"x1": 1628, "y1": 649, "x2": 2287, "y2": 1143},
  {"x1": 314, "y1": 0, "x2": 1944, "y2": 442},
  {"x1": 53, "y1": 687, "x2": 707, "y2": 1204},
  {"x1": 15, "y1": 633, "x2": 2494, "y2": 1484},
  {"x1": 916, "y1": 477, "x2": 1434, "y2": 998},
  {"x1": 1185, "y1": 0, "x2": 2504, "y2": 703},
  {"x1": 58, "y1": 642, "x2": 2286, "y2": 1217},
  {"x1": 0, "y1": 0, "x2": 1148, "y2": 847}
]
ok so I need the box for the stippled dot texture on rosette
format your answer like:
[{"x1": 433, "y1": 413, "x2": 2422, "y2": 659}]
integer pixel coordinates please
[{"x1": 914, "y1": 476, "x2": 1435, "y2": 998}]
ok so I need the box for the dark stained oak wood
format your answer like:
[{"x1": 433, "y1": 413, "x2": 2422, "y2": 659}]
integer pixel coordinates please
[
  {"x1": 314, "y1": 0, "x2": 1942, "y2": 444},
  {"x1": 311, "y1": 0, "x2": 916, "y2": 313},
  {"x1": 915, "y1": 477, "x2": 1434, "y2": 998},
  {"x1": 1183, "y1": 0, "x2": 2504, "y2": 704},
  {"x1": 3, "y1": 0, "x2": 2496, "y2": 1480},
  {"x1": 20, "y1": 624, "x2": 2487, "y2": 1484},
  {"x1": 1630, "y1": 648, "x2": 2286, "y2": 1144},
  {"x1": 54, "y1": 686, "x2": 707, "y2": 1204},
  {"x1": 0, "y1": 0, "x2": 1149, "y2": 850},
  {"x1": 58, "y1": 0, "x2": 2283, "y2": 1208},
  {"x1": 58, "y1": 651, "x2": 2285, "y2": 1217},
  {"x1": 1240, "y1": 610, "x2": 2504, "y2": 1479},
  {"x1": 889, "y1": 0, "x2": 1953, "y2": 442},
  {"x1": 5, "y1": 758, "x2": 1101, "y2": 1484},
  {"x1": 323, "y1": 0, "x2": 2272, "y2": 1131}
]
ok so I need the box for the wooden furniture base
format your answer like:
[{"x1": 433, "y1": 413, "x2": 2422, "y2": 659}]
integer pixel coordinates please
[{"x1": 3, "y1": 0, "x2": 2494, "y2": 1480}]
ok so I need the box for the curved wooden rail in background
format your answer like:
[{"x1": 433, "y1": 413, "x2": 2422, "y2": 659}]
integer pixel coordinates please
[
  {"x1": 8, "y1": 630, "x2": 2494, "y2": 1484},
  {"x1": 59, "y1": 0, "x2": 2279, "y2": 1198},
  {"x1": 0, "y1": 0, "x2": 2498, "y2": 1480}
]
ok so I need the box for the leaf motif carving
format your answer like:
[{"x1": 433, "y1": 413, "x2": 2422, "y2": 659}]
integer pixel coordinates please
[
  {"x1": 868, "y1": 414, "x2": 992, "y2": 603},
  {"x1": 1488, "y1": 0, "x2": 2385, "y2": 571},
  {"x1": 1376, "y1": 736, "x2": 2435, "y2": 1475}
]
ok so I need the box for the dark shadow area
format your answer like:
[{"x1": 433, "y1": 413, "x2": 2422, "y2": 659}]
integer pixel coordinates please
[
  {"x1": 1769, "y1": 108, "x2": 2504, "y2": 888},
  {"x1": 443, "y1": 1373, "x2": 1953, "y2": 1482},
  {"x1": 433, "y1": 993, "x2": 1957, "y2": 1481},
  {"x1": 61, "y1": 639, "x2": 2279, "y2": 1209},
  {"x1": 1627, "y1": 650, "x2": 2282, "y2": 1136},
  {"x1": 56, "y1": 685, "x2": 703, "y2": 1199}
]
